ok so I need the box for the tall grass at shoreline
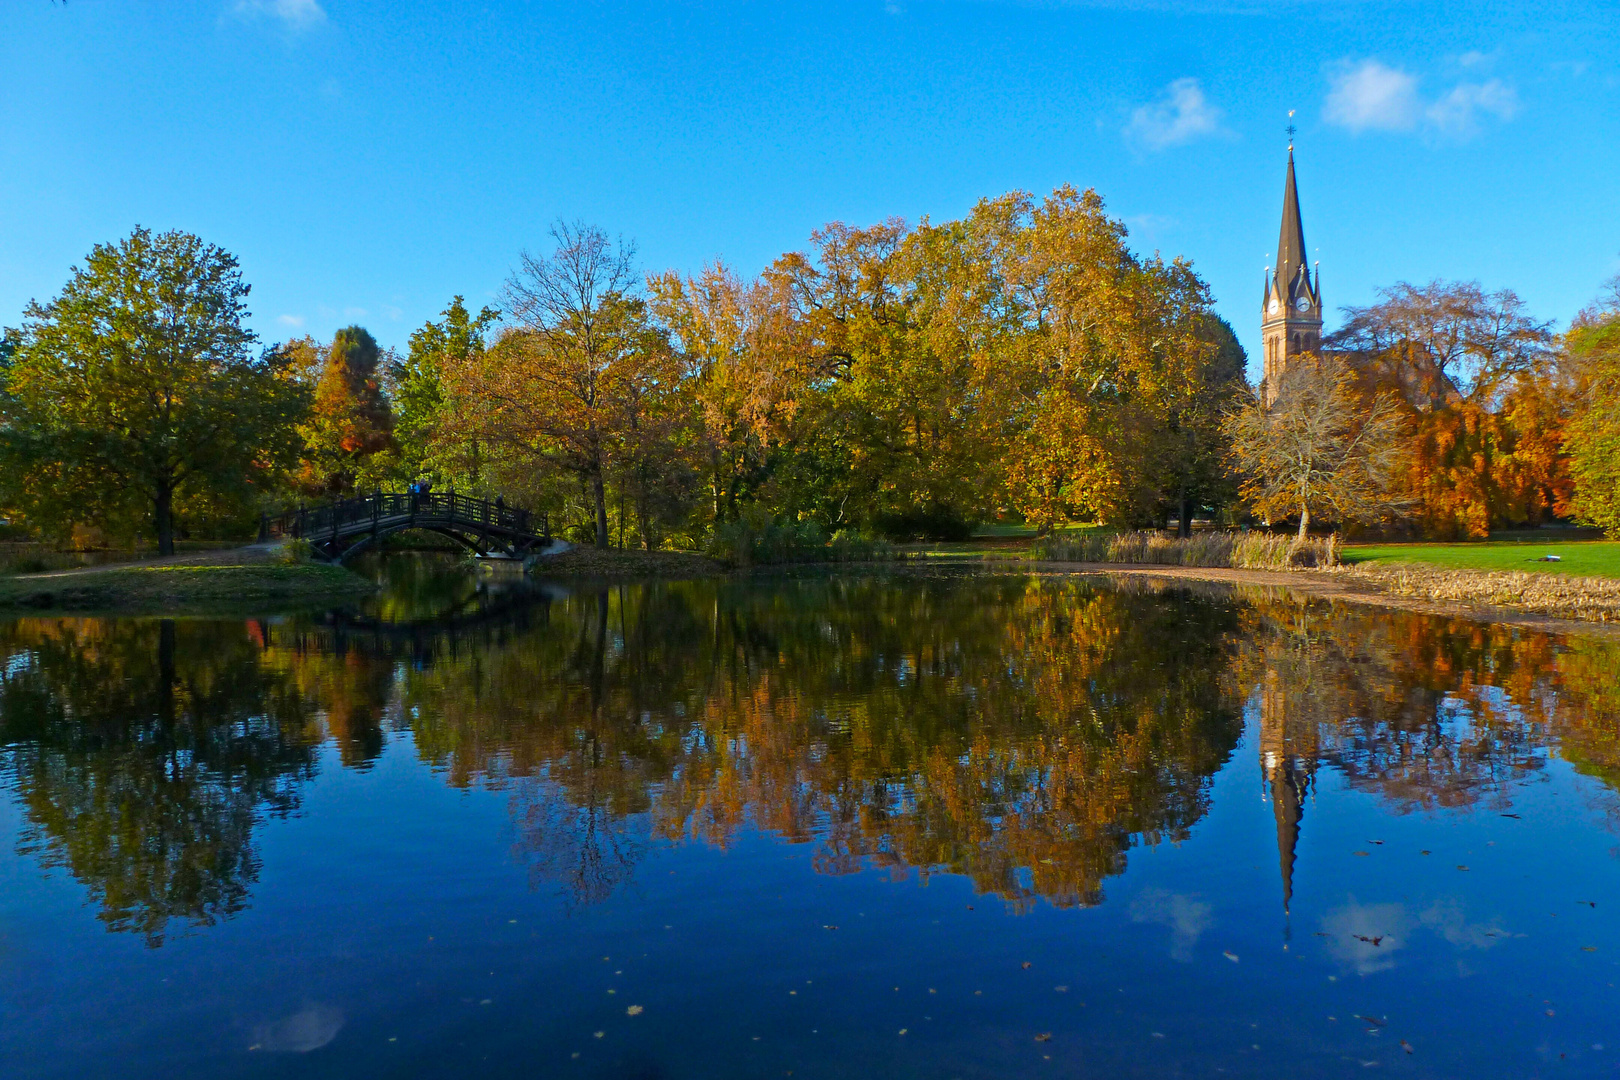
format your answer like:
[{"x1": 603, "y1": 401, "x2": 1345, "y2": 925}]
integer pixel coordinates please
[{"x1": 1034, "y1": 530, "x2": 1340, "y2": 570}]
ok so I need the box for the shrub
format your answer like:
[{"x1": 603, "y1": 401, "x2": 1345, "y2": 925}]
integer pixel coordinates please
[
  {"x1": 710, "y1": 507, "x2": 895, "y2": 566},
  {"x1": 275, "y1": 537, "x2": 315, "y2": 565}
]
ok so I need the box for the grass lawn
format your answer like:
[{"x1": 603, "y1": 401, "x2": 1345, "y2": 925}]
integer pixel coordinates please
[{"x1": 1341, "y1": 539, "x2": 1620, "y2": 578}]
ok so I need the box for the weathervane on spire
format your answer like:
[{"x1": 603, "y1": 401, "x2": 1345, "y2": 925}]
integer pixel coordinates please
[{"x1": 1286, "y1": 109, "x2": 1296, "y2": 151}]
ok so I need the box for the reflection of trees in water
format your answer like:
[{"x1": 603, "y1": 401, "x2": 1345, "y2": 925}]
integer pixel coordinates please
[
  {"x1": 1233, "y1": 591, "x2": 1620, "y2": 908},
  {"x1": 0, "y1": 619, "x2": 320, "y2": 945},
  {"x1": 10, "y1": 574, "x2": 1620, "y2": 940},
  {"x1": 399, "y1": 577, "x2": 1247, "y2": 911},
  {"x1": 509, "y1": 772, "x2": 645, "y2": 907},
  {"x1": 1232, "y1": 594, "x2": 1610, "y2": 812}
]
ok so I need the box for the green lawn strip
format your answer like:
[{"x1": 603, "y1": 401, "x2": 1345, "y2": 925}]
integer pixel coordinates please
[
  {"x1": 1340, "y1": 540, "x2": 1620, "y2": 578},
  {"x1": 0, "y1": 562, "x2": 375, "y2": 613}
]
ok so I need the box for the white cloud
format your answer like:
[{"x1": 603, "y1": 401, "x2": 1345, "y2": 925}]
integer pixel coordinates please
[
  {"x1": 342, "y1": 306, "x2": 369, "y2": 319},
  {"x1": 1325, "y1": 58, "x2": 1519, "y2": 141},
  {"x1": 1324, "y1": 60, "x2": 1420, "y2": 132},
  {"x1": 277, "y1": 314, "x2": 306, "y2": 328},
  {"x1": 1124, "y1": 78, "x2": 1225, "y2": 150},
  {"x1": 1130, "y1": 888, "x2": 1212, "y2": 962},
  {"x1": 1426, "y1": 78, "x2": 1519, "y2": 138},
  {"x1": 233, "y1": 0, "x2": 327, "y2": 31}
]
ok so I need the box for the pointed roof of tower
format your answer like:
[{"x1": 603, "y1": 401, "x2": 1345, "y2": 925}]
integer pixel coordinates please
[
  {"x1": 1272, "y1": 761, "x2": 1303, "y2": 913},
  {"x1": 1275, "y1": 150, "x2": 1308, "y2": 296}
]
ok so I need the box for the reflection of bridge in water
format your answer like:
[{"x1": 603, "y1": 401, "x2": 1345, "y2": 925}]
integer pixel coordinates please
[
  {"x1": 251, "y1": 581, "x2": 579, "y2": 664},
  {"x1": 266, "y1": 491, "x2": 552, "y2": 563}
]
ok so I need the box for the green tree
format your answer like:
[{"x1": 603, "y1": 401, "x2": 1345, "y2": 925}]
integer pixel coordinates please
[
  {"x1": 390, "y1": 297, "x2": 500, "y2": 489},
  {"x1": 1564, "y1": 287, "x2": 1620, "y2": 535},
  {"x1": 0, "y1": 228, "x2": 303, "y2": 553}
]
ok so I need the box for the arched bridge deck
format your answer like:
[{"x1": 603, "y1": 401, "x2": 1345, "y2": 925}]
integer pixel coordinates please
[{"x1": 267, "y1": 491, "x2": 551, "y2": 562}]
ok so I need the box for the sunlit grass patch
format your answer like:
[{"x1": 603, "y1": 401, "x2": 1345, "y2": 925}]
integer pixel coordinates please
[{"x1": 1341, "y1": 540, "x2": 1620, "y2": 579}]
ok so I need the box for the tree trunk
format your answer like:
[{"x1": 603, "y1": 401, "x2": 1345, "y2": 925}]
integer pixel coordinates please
[
  {"x1": 592, "y1": 469, "x2": 609, "y2": 549},
  {"x1": 155, "y1": 485, "x2": 175, "y2": 557},
  {"x1": 1297, "y1": 505, "x2": 1310, "y2": 543},
  {"x1": 1177, "y1": 489, "x2": 1191, "y2": 538}
]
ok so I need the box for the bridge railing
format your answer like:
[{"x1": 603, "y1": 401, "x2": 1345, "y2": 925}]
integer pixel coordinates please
[{"x1": 266, "y1": 491, "x2": 549, "y2": 546}]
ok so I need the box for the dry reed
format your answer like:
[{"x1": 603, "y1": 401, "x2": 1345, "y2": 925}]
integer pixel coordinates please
[{"x1": 1035, "y1": 530, "x2": 1340, "y2": 570}]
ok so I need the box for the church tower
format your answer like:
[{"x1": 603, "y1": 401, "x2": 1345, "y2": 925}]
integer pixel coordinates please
[{"x1": 1261, "y1": 147, "x2": 1322, "y2": 405}]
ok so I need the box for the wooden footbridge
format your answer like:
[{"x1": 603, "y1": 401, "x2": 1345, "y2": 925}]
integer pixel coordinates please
[{"x1": 265, "y1": 491, "x2": 551, "y2": 562}]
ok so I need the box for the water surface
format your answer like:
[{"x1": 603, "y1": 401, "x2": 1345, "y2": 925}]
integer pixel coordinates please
[{"x1": 2, "y1": 562, "x2": 1618, "y2": 1078}]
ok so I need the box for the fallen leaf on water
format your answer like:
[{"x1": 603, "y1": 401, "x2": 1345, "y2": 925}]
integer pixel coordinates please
[
  {"x1": 1367, "y1": 840, "x2": 1384, "y2": 845},
  {"x1": 1353, "y1": 851, "x2": 1371, "y2": 857},
  {"x1": 898, "y1": 1029, "x2": 908, "y2": 1036},
  {"x1": 1583, "y1": 946, "x2": 1598, "y2": 952},
  {"x1": 1501, "y1": 813, "x2": 1521, "y2": 819},
  {"x1": 1419, "y1": 850, "x2": 1431, "y2": 856},
  {"x1": 1579, "y1": 900, "x2": 1597, "y2": 908},
  {"x1": 1546, "y1": 1009, "x2": 1556, "y2": 1017},
  {"x1": 627, "y1": 1005, "x2": 643, "y2": 1016},
  {"x1": 822, "y1": 925, "x2": 839, "y2": 930},
  {"x1": 1054, "y1": 985, "x2": 1069, "y2": 992},
  {"x1": 1353, "y1": 935, "x2": 1386, "y2": 947},
  {"x1": 1401, "y1": 1040, "x2": 1414, "y2": 1054},
  {"x1": 1457, "y1": 865, "x2": 1470, "y2": 871},
  {"x1": 1355, "y1": 1016, "x2": 1387, "y2": 1028},
  {"x1": 1034, "y1": 1033, "x2": 1052, "y2": 1042},
  {"x1": 593, "y1": 1032, "x2": 604, "y2": 1039},
  {"x1": 1224, "y1": 951, "x2": 1240, "y2": 963},
  {"x1": 1021, "y1": 962, "x2": 1032, "y2": 969}
]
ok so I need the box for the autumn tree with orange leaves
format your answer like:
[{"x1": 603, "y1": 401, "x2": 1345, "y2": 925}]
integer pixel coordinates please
[
  {"x1": 447, "y1": 221, "x2": 686, "y2": 549},
  {"x1": 1325, "y1": 280, "x2": 1567, "y2": 538}
]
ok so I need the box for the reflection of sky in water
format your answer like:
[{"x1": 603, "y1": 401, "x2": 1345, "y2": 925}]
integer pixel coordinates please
[{"x1": 0, "y1": 571, "x2": 1618, "y2": 1078}]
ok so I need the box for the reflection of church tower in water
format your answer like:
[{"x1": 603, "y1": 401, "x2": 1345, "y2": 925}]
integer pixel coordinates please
[
  {"x1": 1260, "y1": 667, "x2": 1316, "y2": 914},
  {"x1": 1261, "y1": 142, "x2": 1323, "y2": 406}
]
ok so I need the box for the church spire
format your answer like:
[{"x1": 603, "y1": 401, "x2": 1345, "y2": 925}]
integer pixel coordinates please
[
  {"x1": 1275, "y1": 151, "x2": 1308, "y2": 301},
  {"x1": 1260, "y1": 138, "x2": 1324, "y2": 405}
]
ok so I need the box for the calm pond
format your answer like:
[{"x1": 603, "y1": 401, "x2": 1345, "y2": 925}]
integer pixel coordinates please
[{"x1": 3, "y1": 559, "x2": 1618, "y2": 1078}]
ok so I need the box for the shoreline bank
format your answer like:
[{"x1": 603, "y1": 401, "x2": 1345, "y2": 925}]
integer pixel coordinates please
[
  {"x1": 4, "y1": 540, "x2": 1619, "y2": 634},
  {"x1": 0, "y1": 549, "x2": 376, "y2": 613},
  {"x1": 1006, "y1": 560, "x2": 1620, "y2": 638}
]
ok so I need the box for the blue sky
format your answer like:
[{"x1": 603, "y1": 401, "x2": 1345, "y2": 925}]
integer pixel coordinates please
[{"x1": 2, "y1": 0, "x2": 1617, "y2": 376}]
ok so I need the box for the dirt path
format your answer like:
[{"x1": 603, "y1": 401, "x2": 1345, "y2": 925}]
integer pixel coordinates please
[
  {"x1": 14, "y1": 542, "x2": 283, "y2": 580},
  {"x1": 1013, "y1": 561, "x2": 1620, "y2": 639}
]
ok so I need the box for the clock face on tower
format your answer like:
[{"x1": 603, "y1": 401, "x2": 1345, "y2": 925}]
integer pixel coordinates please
[
  {"x1": 1268, "y1": 297, "x2": 1280, "y2": 315},
  {"x1": 1295, "y1": 295, "x2": 1311, "y2": 312}
]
